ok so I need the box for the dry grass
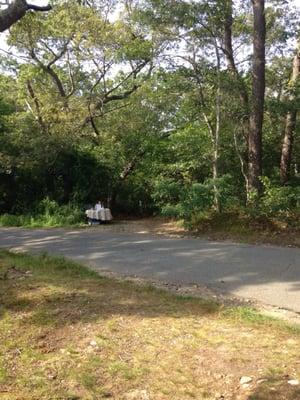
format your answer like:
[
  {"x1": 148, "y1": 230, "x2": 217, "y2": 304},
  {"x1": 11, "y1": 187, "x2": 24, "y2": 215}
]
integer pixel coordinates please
[
  {"x1": 188, "y1": 211, "x2": 300, "y2": 248},
  {"x1": 0, "y1": 250, "x2": 300, "y2": 400}
]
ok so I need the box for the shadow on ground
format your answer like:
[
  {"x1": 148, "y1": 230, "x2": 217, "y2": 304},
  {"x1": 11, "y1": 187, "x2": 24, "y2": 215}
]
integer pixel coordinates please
[
  {"x1": 1, "y1": 226, "x2": 300, "y2": 312},
  {"x1": 248, "y1": 376, "x2": 300, "y2": 400},
  {"x1": 1, "y1": 251, "x2": 300, "y2": 400},
  {"x1": 0, "y1": 251, "x2": 218, "y2": 329}
]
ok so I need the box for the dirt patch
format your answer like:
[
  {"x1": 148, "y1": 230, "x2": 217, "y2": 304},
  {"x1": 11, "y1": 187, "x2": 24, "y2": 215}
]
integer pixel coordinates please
[
  {"x1": 195, "y1": 229, "x2": 300, "y2": 249},
  {"x1": 0, "y1": 265, "x2": 32, "y2": 281},
  {"x1": 94, "y1": 218, "x2": 188, "y2": 237},
  {"x1": 95, "y1": 217, "x2": 300, "y2": 248}
]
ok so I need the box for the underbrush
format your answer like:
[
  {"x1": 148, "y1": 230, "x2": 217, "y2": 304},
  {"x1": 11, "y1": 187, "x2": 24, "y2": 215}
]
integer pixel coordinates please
[
  {"x1": 0, "y1": 198, "x2": 84, "y2": 227},
  {"x1": 189, "y1": 209, "x2": 300, "y2": 232},
  {"x1": 153, "y1": 175, "x2": 300, "y2": 242},
  {"x1": 187, "y1": 208, "x2": 300, "y2": 247}
]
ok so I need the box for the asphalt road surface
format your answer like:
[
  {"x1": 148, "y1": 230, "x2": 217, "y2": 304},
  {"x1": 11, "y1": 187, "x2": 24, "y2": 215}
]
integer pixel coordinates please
[{"x1": 1, "y1": 227, "x2": 300, "y2": 312}]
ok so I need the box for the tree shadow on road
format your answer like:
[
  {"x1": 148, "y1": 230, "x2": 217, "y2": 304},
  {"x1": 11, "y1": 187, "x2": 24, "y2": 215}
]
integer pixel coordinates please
[{"x1": 1, "y1": 227, "x2": 300, "y2": 308}]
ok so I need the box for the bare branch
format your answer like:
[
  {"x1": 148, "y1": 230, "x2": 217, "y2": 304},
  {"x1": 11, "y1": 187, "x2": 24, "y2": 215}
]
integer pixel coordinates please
[{"x1": 47, "y1": 37, "x2": 72, "y2": 68}]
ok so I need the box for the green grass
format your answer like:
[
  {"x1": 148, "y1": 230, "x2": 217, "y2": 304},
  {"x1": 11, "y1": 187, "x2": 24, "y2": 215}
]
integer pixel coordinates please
[
  {"x1": 0, "y1": 212, "x2": 85, "y2": 228},
  {"x1": 0, "y1": 199, "x2": 85, "y2": 227},
  {"x1": 0, "y1": 250, "x2": 300, "y2": 399}
]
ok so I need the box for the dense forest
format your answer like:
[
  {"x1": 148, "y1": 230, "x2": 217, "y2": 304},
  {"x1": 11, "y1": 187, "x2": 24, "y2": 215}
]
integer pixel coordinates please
[{"x1": 0, "y1": 0, "x2": 299, "y2": 229}]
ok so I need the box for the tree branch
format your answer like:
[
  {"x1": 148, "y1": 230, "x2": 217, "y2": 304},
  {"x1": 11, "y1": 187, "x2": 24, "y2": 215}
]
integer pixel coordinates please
[
  {"x1": 0, "y1": 0, "x2": 51, "y2": 32},
  {"x1": 30, "y1": 48, "x2": 67, "y2": 99},
  {"x1": 102, "y1": 84, "x2": 139, "y2": 104},
  {"x1": 26, "y1": 79, "x2": 47, "y2": 134},
  {"x1": 27, "y1": 3, "x2": 51, "y2": 11}
]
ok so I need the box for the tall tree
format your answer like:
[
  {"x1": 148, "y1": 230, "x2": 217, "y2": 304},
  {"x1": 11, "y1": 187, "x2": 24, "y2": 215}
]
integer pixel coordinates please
[
  {"x1": 222, "y1": 0, "x2": 250, "y2": 196},
  {"x1": 222, "y1": 0, "x2": 249, "y2": 112},
  {"x1": 8, "y1": 2, "x2": 153, "y2": 136},
  {"x1": 280, "y1": 40, "x2": 300, "y2": 185},
  {"x1": 248, "y1": 0, "x2": 266, "y2": 195}
]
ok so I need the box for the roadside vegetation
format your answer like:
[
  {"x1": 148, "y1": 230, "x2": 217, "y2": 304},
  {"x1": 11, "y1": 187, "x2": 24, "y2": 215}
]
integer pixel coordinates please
[
  {"x1": 1, "y1": 1, "x2": 300, "y2": 242},
  {"x1": 0, "y1": 250, "x2": 300, "y2": 400},
  {"x1": 0, "y1": 198, "x2": 84, "y2": 228},
  {"x1": 1, "y1": 185, "x2": 300, "y2": 249},
  {"x1": 188, "y1": 209, "x2": 300, "y2": 247}
]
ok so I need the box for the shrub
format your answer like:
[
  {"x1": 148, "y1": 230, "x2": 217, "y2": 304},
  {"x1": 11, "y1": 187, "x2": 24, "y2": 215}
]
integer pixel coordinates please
[
  {"x1": 160, "y1": 203, "x2": 185, "y2": 218},
  {"x1": 0, "y1": 198, "x2": 85, "y2": 227},
  {"x1": 152, "y1": 179, "x2": 185, "y2": 208},
  {"x1": 153, "y1": 174, "x2": 238, "y2": 220},
  {"x1": 0, "y1": 214, "x2": 23, "y2": 227},
  {"x1": 259, "y1": 177, "x2": 300, "y2": 215}
]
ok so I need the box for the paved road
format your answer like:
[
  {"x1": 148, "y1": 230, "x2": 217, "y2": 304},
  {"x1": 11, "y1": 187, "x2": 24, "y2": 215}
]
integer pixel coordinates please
[{"x1": 1, "y1": 227, "x2": 300, "y2": 312}]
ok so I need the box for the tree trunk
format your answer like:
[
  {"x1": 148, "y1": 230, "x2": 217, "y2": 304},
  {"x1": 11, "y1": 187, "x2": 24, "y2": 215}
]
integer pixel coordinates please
[
  {"x1": 248, "y1": 0, "x2": 265, "y2": 196},
  {"x1": 280, "y1": 42, "x2": 300, "y2": 185},
  {"x1": 109, "y1": 149, "x2": 147, "y2": 209},
  {"x1": 213, "y1": 40, "x2": 221, "y2": 213},
  {"x1": 223, "y1": 0, "x2": 250, "y2": 200},
  {"x1": 0, "y1": 0, "x2": 51, "y2": 32},
  {"x1": 223, "y1": 0, "x2": 249, "y2": 112},
  {"x1": 212, "y1": 149, "x2": 219, "y2": 211}
]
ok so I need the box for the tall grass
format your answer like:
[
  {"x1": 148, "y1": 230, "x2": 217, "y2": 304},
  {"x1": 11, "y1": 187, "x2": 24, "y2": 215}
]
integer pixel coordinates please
[{"x1": 0, "y1": 198, "x2": 85, "y2": 227}]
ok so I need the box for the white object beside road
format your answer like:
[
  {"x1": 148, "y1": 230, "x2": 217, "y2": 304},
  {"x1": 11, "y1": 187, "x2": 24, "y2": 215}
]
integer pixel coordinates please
[{"x1": 85, "y1": 208, "x2": 113, "y2": 221}]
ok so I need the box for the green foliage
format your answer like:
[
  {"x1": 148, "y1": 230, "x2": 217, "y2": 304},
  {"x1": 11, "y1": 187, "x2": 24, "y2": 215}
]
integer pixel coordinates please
[
  {"x1": 0, "y1": 0, "x2": 300, "y2": 229},
  {"x1": 243, "y1": 177, "x2": 300, "y2": 219},
  {"x1": 187, "y1": 179, "x2": 300, "y2": 234},
  {"x1": 0, "y1": 198, "x2": 84, "y2": 227},
  {"x1": 0, "y1": 214, "x2": 28, "y2": 227},
  {"x1": 259, "y1": 177, "x2": 300, "y2": 214},
  {"x1": 179, "y1": 182, "x2": 214, "y2": 218},
  {"x1": 152, "y1": 179, "x2": 185, "y2": 207},
  {"x1": 153, "y1": 175, "x2": 238, "y2": 219}
]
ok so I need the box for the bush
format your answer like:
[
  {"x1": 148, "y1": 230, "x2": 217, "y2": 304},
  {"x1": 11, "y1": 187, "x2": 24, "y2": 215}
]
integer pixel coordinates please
[
  {"x1": 188, "y1": 178, "x2": 300, "y2": 233},
  {"x1": 153, "y1": 174, "x2": 239, "y2": 220},
  {"x1": 152, "y1": 179, "x2": 186, "y2": 208},
  {"x1": 0, "y1": 198, "x2": 85, "y2": 227},
  {"x1": 259, "y1": 177, "x2": 300, "y2": 215},
  {"x1": 160, "y1": 203, "x2": 185, "y2": 218},
  {"x1": 0, "y1": 214, "x2": 25, "y2": 227},
  {"x1": 188, "y1": 209, "x2": 245, "y2": 232}
]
